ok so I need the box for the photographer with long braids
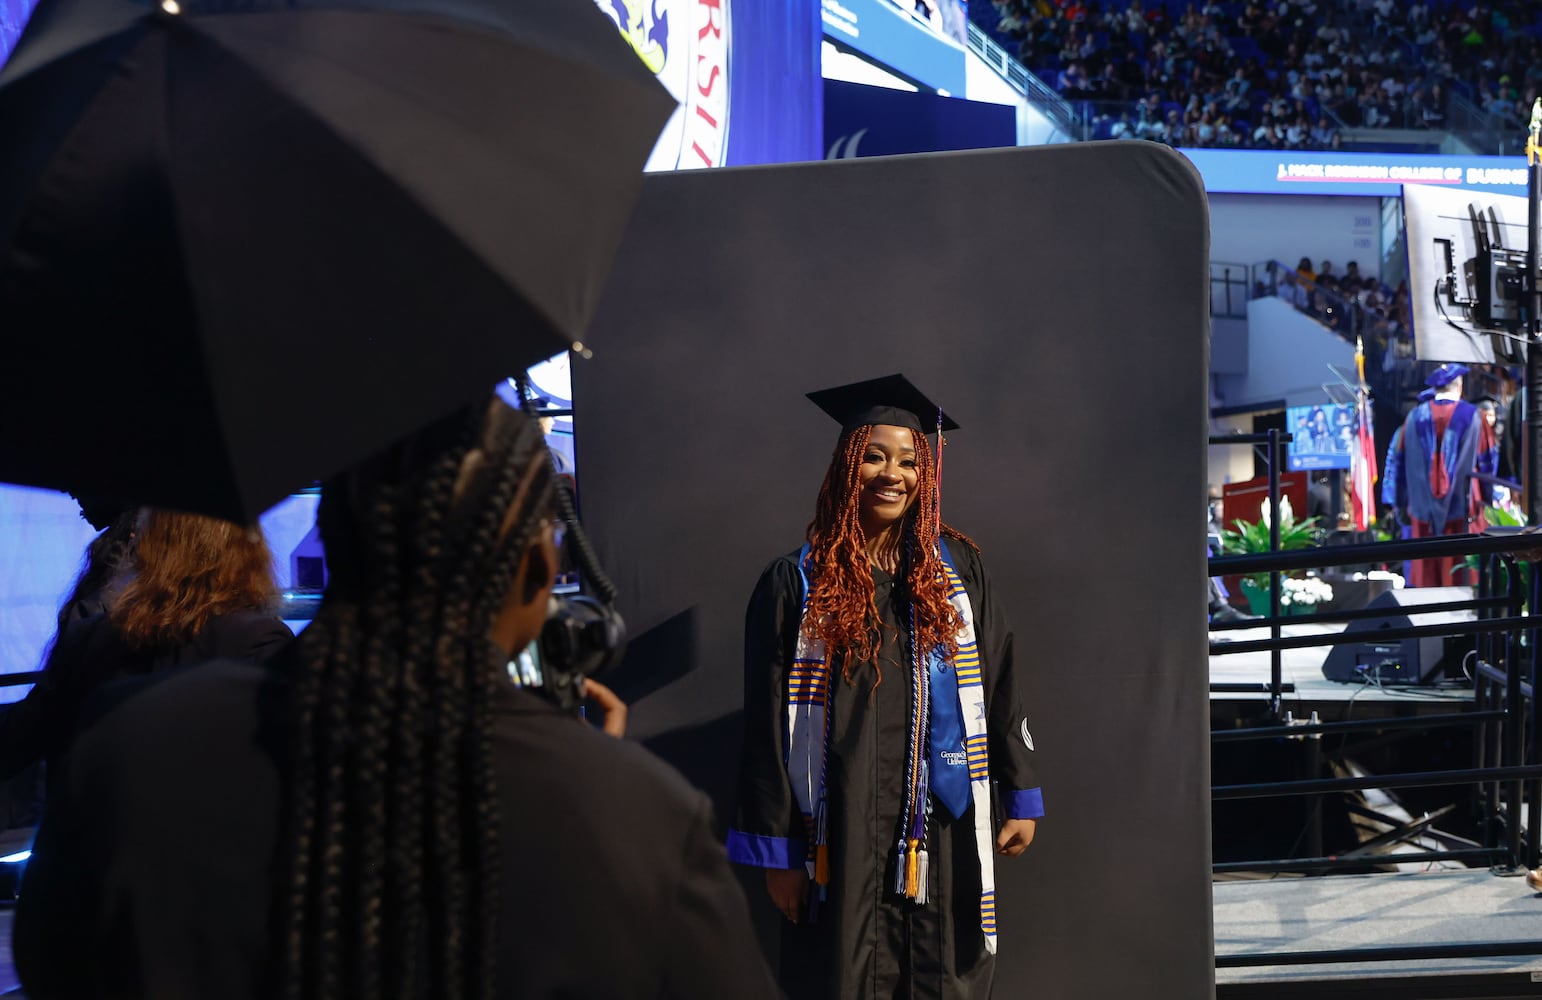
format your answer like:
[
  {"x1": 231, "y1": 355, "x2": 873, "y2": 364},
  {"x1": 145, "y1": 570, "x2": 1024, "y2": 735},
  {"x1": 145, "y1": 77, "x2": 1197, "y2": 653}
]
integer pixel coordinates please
[{"x1": 14, "y1": 397, "x2": 775, "y2": 1000}]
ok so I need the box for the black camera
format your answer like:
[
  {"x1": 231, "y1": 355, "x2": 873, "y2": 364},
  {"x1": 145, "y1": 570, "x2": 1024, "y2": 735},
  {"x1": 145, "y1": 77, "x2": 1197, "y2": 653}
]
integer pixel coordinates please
[
  {"x1": 508, "y1": 595, "x2": 627, "y2": 712},
  {"x1": 532, "y1": 594, "x2": 626, "y2": 712}
]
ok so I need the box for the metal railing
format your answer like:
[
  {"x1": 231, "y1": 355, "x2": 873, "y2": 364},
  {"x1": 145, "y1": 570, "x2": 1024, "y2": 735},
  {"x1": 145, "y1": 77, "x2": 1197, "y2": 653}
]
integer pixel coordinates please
[
  {"x1": 1446, "y1": 89, "x2": 1509, "y2": 156},
  {"x1": 1210, "y1": 260, "x2": 1250, "y2": 319},
  {"x1": 962, "y1": 20, "x2": 1086, "y2": 143},
  {"x1": 1208, "y1": 434, "x2": 1542, "y2": 968},
  {"x1": 1210, "y1": 430, "x2": 1292, "y2": 716}
]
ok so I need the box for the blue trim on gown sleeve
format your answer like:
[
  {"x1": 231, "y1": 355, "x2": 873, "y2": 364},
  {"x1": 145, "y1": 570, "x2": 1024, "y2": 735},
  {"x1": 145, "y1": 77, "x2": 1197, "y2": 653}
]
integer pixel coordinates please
[
  {"x1": 726, "y1": 830, "x2": 802, "y2": 868},
  {"x1": 1006, "y1": 787, "x2": 1045, "y2": 820}
]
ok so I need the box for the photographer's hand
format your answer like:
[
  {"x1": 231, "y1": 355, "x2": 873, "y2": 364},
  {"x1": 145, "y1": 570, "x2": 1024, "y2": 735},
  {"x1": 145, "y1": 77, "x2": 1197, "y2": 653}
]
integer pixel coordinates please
[{"x1": 582, "y1": 679, "x2": 628, "y2": 738}]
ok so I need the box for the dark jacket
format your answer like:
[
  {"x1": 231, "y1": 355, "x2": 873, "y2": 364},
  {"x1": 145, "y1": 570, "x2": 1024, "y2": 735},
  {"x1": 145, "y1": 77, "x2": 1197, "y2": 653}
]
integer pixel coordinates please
[
  {"x1": 0, "y1": 610, "x2": 292, "y2": 779},
  {"x1": 13, "y1": 658, "x2": 779, "y2": 1000}
]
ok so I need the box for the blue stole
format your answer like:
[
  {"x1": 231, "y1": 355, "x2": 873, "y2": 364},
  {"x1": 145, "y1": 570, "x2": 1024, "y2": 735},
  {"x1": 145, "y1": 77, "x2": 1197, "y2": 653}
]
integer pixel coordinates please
[{"x1": 927, "y1": 557, "x2": 970, "y2": 819}]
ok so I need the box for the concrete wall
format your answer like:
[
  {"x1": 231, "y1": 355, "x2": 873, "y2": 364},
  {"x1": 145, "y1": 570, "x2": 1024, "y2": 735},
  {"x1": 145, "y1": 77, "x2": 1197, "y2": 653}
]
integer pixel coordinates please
[{"x1": 1214, "y1": 296, "x2": 1356, "y2": 412}]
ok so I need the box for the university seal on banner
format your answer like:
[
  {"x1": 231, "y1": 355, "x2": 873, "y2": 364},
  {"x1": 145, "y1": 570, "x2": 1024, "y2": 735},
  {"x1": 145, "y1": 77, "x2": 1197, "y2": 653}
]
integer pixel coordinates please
[{"x1": 601, "y1": 0, "x2": 732, "y2": 170}]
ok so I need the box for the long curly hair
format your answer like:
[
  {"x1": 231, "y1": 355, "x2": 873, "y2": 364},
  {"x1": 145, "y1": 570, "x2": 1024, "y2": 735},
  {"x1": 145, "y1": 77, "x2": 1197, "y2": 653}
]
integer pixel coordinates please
[
  {"x1": 108, "y1": 510, "x2": 277, "y2": 648},
  {"x1": 278, "y1": 399, "x2": 555, "y2": 1000},
  {"x1": 802, "y1": 424, "x2": 976, "y2": 686}
]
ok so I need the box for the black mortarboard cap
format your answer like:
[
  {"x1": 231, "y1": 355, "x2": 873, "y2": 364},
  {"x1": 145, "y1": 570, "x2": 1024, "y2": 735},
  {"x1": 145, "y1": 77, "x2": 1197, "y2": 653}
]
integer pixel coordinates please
[{"x1": 805, "y1": 374, "x2": 959, "y2": 434}]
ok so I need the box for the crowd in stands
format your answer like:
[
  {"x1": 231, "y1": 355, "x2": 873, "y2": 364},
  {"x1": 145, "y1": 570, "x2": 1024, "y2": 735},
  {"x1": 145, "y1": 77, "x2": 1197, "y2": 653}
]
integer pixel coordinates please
[{"x1": 978, "y1": 0, "x2": 1542, "y2": 149}]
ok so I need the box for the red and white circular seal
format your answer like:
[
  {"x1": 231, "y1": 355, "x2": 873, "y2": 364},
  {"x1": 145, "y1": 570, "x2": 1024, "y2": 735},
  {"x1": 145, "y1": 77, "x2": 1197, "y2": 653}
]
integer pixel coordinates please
[
  {"x1": 678, "y1": 0, "x2": 731, "y2": 169},
  {"x1": 599, "y1": 0, "x2": 733, "y2": 171}
]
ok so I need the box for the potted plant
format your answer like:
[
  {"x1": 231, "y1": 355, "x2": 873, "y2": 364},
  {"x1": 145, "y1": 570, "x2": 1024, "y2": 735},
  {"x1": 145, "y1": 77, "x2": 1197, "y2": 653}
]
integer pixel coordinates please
[{"x1": 1220, "y1": 496, "x2": 1323, "y2": 615}]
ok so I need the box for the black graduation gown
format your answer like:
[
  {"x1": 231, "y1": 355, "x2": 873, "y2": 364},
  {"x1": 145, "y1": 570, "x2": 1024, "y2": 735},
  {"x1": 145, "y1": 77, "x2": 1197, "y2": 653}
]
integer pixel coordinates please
[
  {"x1": 731, "y1": 542, "x2": 1043, "y2": 1000},
  {"x1": 0, "y1": 609, "x2": 293, "y2": 780},
  {"x1": 13, "y1": 656, "x2": 778, "y2": 1000}
]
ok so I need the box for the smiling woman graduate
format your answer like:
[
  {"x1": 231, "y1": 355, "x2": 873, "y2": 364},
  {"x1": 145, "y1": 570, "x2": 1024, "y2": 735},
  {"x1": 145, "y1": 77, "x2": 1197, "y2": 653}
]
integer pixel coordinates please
[{"x1": 728, "y1": 374, "x2": 1045, "y2": 1000}]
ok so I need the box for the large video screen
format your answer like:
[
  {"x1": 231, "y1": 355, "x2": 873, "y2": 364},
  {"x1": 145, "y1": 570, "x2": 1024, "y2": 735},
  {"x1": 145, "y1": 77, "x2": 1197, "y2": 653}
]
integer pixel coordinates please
[
  {"x1": 596, "y1": 0, "x2": 822, "y2": 168},
  {"x1": 1182, "y1": 148, "x2": 1530, "y2": 198},
  {"x1": 820, "y1": 0, "x2": 967, "y2": 94},
  {"x1": 1286, "y1": 402, "x2": 1359, "y2": 472}
]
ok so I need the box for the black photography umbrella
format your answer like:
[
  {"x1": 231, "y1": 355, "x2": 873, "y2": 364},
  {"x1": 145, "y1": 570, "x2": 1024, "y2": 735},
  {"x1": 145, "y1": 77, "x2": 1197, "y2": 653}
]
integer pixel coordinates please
[{"x1": 0, "y1": 0, "x2": 672, "y2": 521}]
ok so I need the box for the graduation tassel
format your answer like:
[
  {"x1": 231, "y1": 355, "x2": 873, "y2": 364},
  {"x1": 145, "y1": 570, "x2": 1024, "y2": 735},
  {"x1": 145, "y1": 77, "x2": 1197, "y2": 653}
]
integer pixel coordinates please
[
  {"x1": 894, "y1": 840, "x2": 910, "y2": 895},
  {"x1": 916, "y1": 770, "x2": 932, "y2": 905},
  {"x1": 904, "y1": 839, "x2": 921, "y2": 898},
  {"x1": 934, "y1": 407, "x2": 945, "y2": 537}
]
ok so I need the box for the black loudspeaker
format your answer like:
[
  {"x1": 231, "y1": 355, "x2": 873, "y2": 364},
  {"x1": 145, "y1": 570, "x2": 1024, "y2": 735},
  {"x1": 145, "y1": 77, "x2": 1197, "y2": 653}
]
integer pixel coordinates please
[{"x1": 1321, "y1": 586, "x2": 1477, "y2": 684}]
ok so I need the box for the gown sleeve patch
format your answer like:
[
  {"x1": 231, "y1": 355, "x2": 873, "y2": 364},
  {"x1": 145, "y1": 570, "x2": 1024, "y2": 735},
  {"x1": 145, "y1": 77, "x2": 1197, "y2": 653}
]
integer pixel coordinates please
[
  {"x1": 1005, "y1": 788, "x2": 1045, "y2": 820},
  {"x1": 726, "y1": 829, "x2": 804, "y2": 869}
]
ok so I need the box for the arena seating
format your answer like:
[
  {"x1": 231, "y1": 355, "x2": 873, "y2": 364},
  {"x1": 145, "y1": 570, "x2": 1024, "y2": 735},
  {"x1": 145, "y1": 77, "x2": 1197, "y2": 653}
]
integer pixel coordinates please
[{"x1": 970, "y1": 0, "x2": 1542, "y2": 152}]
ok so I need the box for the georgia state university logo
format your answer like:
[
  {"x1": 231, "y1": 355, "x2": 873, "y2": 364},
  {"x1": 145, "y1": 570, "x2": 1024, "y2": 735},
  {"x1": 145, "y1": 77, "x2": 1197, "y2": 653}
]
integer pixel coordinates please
[{"x1": 602, "y1": 0, "x2": 732, "y2": 170}]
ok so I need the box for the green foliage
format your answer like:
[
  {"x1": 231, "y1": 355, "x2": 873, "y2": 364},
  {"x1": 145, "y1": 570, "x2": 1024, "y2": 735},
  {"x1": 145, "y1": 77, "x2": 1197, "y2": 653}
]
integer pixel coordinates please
[
  {"x1": 1220, "y1": 515, "x2": 1269, "y2": 554},
  {"x1": 1220, "y1": 502, "x2": 1323, "y2": 593},
  {"x1": 1220, "y1": 514, "x2": 1321, "y2": 554},
  {"x1": 1486, "y1": 504, "x2": 1525, "y2": 529}
]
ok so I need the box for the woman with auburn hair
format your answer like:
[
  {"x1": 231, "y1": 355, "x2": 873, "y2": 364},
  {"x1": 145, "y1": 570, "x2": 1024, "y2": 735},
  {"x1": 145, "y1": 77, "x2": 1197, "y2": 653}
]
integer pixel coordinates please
[
  {"x1": 729, "y1": 374, "x2": 1045, "y2": 1000},
  {"x1": 0, "y1": 509, "x2": 290, "y2": 777},
  {"x1": 108, "y1": 508, "x2": 287, "y2": 655}
]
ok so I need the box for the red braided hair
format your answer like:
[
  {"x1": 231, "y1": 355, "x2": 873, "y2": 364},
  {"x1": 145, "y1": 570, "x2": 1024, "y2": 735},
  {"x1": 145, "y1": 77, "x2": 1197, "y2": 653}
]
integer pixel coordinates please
[{"x1": 803, "y1": 425, "x2": 978, "y2": 687}]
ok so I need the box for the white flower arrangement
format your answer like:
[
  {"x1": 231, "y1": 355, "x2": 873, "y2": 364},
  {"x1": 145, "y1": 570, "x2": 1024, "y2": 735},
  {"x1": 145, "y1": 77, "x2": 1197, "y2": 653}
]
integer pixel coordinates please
[{"x1": 1280, "y1": 576, "x2": 1334, "y2": 607}]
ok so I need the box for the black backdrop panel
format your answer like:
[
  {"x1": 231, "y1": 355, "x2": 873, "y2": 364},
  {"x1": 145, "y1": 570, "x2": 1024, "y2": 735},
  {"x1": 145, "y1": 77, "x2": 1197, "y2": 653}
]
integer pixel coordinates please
[{"x1": 577, "y1": 142, "x2": 1213, "y2": 999}]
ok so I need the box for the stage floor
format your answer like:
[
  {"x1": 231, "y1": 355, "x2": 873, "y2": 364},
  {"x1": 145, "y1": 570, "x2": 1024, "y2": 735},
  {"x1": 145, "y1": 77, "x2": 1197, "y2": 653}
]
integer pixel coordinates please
[
  {"x1": 1215, "y1": 869, "x2": 1542, "y2": 996},
  {"x1": 0, "y1": 866, "x2": 1533, "y2": 997},
  {"x1": 1210, "y1": 621, "x2": 1477, "y2": 711}
]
